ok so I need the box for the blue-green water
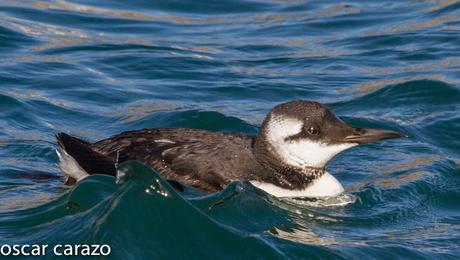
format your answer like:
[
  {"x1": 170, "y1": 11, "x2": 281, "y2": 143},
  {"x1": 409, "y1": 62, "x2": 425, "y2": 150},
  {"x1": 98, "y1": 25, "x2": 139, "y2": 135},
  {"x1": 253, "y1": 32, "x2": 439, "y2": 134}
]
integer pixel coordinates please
[{"x1": 1, "y1": 0, "x2": 459, "y2": 258}]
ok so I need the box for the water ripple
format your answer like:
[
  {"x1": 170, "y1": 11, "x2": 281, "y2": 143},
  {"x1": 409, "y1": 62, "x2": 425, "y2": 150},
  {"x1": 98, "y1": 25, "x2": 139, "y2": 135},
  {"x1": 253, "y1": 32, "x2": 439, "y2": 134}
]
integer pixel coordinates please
[{"x1": 0, "y1": 0, "x2": 459, "y2": 258}]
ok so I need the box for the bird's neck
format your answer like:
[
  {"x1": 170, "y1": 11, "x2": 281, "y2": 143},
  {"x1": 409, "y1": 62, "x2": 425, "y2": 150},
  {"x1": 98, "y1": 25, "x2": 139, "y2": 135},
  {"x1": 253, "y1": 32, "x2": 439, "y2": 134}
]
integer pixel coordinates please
[
  {"x1": 254, "y1": 134, "x2": 326, "y2": 190},
  {"x1": 252, "y1": 136, "x2": 345, "y2": 197}
]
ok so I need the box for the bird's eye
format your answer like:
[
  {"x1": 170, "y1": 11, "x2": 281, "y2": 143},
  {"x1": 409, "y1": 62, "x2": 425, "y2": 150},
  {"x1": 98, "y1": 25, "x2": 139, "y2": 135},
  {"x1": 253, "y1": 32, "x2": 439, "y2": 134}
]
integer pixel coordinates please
[{"x1": 307, "y1": 126, "x2": 320, "y2": 135}]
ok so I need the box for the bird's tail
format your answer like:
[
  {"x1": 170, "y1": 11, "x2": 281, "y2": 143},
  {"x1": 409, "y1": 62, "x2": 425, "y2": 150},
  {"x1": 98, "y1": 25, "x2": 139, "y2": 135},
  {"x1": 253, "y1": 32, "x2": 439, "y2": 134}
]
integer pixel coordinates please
[{"x1": 56, "y1": 133, "x2": 116, "y2": 185}]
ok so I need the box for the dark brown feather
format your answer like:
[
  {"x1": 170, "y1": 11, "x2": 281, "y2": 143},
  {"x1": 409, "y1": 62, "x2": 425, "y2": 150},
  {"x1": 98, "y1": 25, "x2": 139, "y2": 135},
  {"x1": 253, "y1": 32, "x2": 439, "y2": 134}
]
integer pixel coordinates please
[
  {"x1": 57, "y1": 129, "x2": 258, "y2": 192},
  {"x1": 56, "y1": 133, "x2": 117, "y2": 176}
]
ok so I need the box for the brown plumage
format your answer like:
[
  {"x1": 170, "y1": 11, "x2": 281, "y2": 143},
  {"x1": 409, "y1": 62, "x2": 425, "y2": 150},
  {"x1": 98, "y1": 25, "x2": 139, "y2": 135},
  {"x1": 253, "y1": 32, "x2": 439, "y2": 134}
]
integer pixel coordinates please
[
  {"x1": 57, "y1": 129, "x2": 259, "y2": 192},
  {"x1": 56, "y1": 100, "x2": 406, "y2": 194}
]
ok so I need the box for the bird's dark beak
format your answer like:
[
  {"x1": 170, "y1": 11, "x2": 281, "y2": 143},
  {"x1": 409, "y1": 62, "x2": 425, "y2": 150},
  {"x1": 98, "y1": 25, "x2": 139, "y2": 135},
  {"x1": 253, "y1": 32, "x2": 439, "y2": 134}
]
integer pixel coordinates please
[{"x1": 343, "y1": 127, "x2": 408, "y2": 144}]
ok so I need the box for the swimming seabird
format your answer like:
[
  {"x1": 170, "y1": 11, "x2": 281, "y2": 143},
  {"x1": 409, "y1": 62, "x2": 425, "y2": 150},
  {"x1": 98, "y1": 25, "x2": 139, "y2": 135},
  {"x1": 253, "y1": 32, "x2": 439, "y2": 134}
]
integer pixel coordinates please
[{"x1": 56, "y1": 100, "x2": 406, "y2": 197}]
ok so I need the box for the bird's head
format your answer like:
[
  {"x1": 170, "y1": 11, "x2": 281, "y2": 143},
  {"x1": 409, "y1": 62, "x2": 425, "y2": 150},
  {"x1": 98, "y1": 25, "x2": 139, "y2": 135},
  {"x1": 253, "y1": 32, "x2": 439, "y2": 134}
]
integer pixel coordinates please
[{"x1": 255, "y1": 100, "x2": 406, "y2": 169}]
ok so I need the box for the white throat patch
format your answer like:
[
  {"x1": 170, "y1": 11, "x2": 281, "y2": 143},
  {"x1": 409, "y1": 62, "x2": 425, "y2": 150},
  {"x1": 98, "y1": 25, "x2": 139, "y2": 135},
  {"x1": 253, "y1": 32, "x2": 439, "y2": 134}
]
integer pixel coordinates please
[{"x1": 265, "y1": 115, "x2": 356, "y2": 168}]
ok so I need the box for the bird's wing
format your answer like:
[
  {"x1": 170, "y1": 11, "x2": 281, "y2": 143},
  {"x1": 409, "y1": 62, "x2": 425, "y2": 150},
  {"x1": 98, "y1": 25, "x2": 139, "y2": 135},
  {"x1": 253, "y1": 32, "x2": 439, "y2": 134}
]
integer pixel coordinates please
[{"x1": 90, "y1": 128, "x2": 256, "y2": 192}]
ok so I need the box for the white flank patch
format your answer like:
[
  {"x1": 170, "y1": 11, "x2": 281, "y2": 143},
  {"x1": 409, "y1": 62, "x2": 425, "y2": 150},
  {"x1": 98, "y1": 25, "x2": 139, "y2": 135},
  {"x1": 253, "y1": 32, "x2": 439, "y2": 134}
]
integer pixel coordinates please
[
  {"x1": 154, "y1": 139, "x2": 175, "y2": 144},
  {"x1": 56, "y1": 148, "x2": 89, "y2": 182},
  {"x1": 266, "y1": 115, "x2": 356, "y2": 168},
  {"x1": 251, "y1": 172, "x2": 344, "y2": 197}
]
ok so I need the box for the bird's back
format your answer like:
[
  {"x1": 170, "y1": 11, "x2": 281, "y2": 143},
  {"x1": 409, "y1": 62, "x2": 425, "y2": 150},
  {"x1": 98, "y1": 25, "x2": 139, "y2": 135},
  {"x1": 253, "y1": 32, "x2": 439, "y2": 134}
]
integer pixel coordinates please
[{"x1": 89, "y1": 128, "x2": 257, "y2": 191}]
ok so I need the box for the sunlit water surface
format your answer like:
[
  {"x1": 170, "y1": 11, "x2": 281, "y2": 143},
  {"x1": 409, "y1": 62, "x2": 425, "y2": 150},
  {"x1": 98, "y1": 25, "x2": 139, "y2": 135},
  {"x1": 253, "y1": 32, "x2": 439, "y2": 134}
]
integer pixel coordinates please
[{"x1": 0, "y1": 0, "x2": 459, "y2": 258}]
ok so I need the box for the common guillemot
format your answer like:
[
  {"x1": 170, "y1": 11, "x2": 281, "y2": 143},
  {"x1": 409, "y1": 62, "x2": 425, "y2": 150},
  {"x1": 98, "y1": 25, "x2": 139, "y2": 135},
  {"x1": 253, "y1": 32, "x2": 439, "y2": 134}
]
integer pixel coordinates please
[{"x1": 56, "y1": 100, "x2": 406, "y2": 197}]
